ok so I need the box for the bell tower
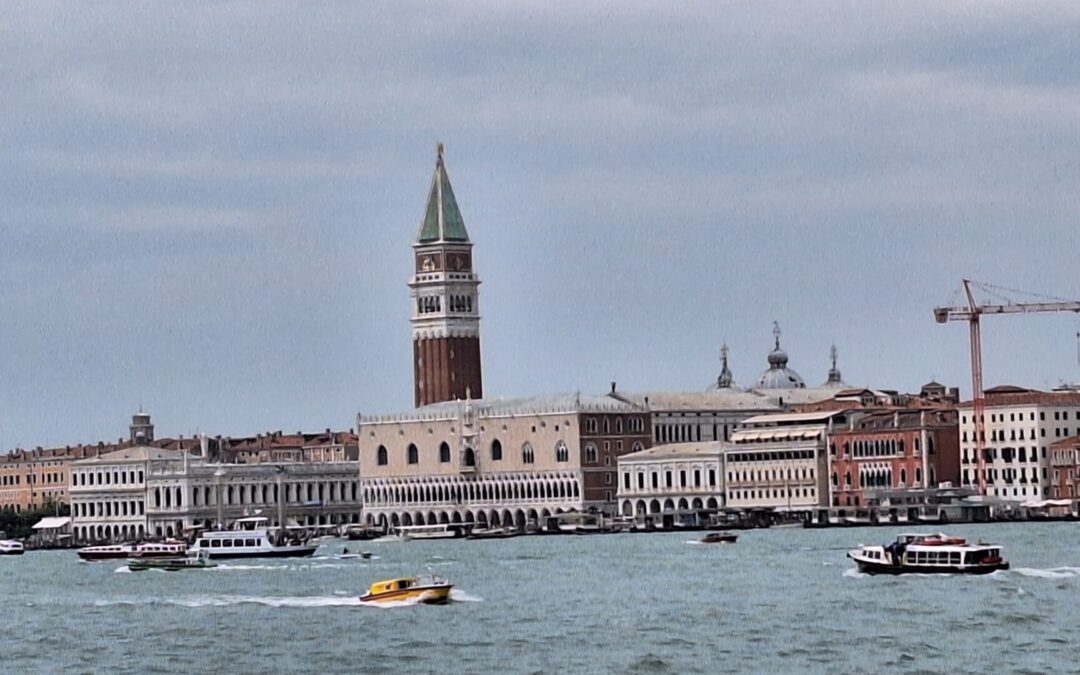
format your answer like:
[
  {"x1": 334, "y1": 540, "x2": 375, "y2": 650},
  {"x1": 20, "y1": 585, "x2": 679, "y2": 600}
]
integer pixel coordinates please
[{"x1": 410, "y1": 144, "x2": 483, "y2": 407}]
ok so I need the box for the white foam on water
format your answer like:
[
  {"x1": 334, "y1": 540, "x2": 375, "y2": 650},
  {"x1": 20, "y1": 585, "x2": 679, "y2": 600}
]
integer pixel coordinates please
[
  {"x1": 684, "y1": 540, "x2": 703, "y2": 546},
  {"x1": 1012, "y1": 567, "x2": 1080, "y2": 579},
  {"x1": 212, "y1": 563, "x2": 289, "y2": 572},
  {"x1": 113, "y1": 567, "x2": 132, "y2": 574},
  {"x1": 449, "y1": 589, "x2": 483, "y2": 603},
  {"x1": 842, "y1": 568, "x2": 868, "y2": 579}
]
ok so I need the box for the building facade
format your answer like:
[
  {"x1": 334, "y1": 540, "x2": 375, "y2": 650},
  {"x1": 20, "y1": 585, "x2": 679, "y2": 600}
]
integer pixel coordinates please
[
  {"x1": 410, "y1": 145, "x2": 483, "y2": 407},
  {"x1": 616, "y1": 442, "x2": 726, "y2": 524},
  {"x1": 1050, "y1": 434, "x2": 1080, "y2": 499},
  {"x1": 828, "y1": 409, "x2": 960, "y2": 509},
  {"x1": 724, "y1": 411, "x2": 850, "y2": 512},
  {"x1": 958, "y1": 386, "x2": 1080, "y2": 500},
  {"x1": 70, "y1": 445, "x2": 362, "y2": 544},
  {"x1": 357, "y1": 394, "x2": 651, "y2": 531}
]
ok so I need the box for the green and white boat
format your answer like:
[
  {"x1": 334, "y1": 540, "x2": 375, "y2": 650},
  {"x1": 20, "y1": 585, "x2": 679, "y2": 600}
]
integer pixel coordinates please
[{"x1": 127, "y1": 551, "x2": 217, "y2": 572}]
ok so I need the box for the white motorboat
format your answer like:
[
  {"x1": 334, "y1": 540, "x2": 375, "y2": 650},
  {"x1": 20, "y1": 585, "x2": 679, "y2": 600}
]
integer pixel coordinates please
[
  {"x1": 0, "y1": 540, "x2": 25, "y2": 555},
  {"x1": 187, "y1": 517, "x2": 318, "y2": 559},
  {"x1": 847, "y1": 533, "x2": 1009, "y2": 575},
  {"x1": 394, "y1": 524, "x2": 463, "y2": 541}
]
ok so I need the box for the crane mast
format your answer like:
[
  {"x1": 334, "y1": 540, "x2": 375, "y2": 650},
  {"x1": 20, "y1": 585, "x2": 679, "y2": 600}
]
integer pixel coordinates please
[{"x1": 934, "y1": 279, "x2": 1080, "y2": 496}]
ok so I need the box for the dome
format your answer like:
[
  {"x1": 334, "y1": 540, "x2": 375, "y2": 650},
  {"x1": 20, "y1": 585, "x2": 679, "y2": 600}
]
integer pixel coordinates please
[{"x1": 756, "y1": 322, "x2": 806, "y2": 390}]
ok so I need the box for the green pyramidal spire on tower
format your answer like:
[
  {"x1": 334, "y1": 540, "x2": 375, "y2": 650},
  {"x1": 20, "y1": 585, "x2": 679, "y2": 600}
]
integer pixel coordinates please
[{"x1": 417, "y1": 143, "x2": 469, "y2": 243}]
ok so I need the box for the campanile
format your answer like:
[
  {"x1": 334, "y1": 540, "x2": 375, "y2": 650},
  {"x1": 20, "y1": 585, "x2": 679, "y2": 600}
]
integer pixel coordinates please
[{"x1": 410, "y1": 144, "x2": 483, "y2": 407}]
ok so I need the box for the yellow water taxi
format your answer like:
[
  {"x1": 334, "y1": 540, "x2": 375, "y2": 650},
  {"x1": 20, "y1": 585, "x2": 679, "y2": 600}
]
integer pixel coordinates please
[{"x1": 359, "y1": 575, "x2": 453, "y2": 605}]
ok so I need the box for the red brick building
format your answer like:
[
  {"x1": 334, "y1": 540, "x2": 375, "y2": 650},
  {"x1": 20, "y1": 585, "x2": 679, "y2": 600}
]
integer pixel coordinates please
[
  {"x1": 828, "y1": 409, "x2": 960, "y2": 508},
  {"x1": 410, "y1": 145, "x2": 483, "y2": 407},
  {"x1": 1050, "y1": 434, "x2": 1080, "y2": 499}
]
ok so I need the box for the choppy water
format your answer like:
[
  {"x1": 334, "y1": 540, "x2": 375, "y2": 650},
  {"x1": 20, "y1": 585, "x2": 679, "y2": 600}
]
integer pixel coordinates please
[{"x1": 3, "y1": 522, "x2": 1080, "y2": 673}]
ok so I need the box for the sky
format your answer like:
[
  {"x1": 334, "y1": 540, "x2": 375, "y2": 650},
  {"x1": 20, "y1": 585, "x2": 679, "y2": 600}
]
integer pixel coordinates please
[{"x1": 2, "y1": 1, "x2": 1080, "y2": 449}]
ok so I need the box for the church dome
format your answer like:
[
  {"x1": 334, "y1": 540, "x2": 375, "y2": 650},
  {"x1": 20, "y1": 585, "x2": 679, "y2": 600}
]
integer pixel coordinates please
[{"x1": 756, "y1": 323, "x2": 805, "y2": 390}]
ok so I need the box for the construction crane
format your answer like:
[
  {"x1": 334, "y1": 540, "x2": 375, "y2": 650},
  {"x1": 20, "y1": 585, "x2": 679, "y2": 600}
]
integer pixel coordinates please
[{"x1": 934, "y1": 279, "x2": 1080, "y2": 495}]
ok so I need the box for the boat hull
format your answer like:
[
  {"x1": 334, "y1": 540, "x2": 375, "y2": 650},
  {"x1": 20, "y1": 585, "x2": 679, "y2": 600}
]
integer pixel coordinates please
[
  {"x1": 128, "y1": 559, "x2": 217, "y2": 572},
  {"x1": 0, "y1": 549, "x2": 25, "y2": 556},
  {"x1": 851, "y1": 556, "x2": 1009, "y2": 575},
  {"x1": 195, "y1": 546, "x2": 318, "y2": 560},
  {"x1": 359, "y1": 585, "x2": 453, "y2": 605}
]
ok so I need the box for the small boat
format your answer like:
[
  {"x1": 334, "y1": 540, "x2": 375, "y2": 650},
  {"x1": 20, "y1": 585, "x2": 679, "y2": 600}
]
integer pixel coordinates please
[
  {"x1": 395, "y1": 524, "x2": 463, "y2": 541},
  {"x1": 701, "y1": 532, "x2": 738, "y2": 544},
  {"x1": 467, "y1": 527, "x2": 522, "y2": 540},
  {"x1": 359, "y1": 574, "x2": 453, "y2": 605},
  {"x1": 128, "y1": 552, "x2": 217, "y2": 572},
  {"x1": 78, "y1": 540, "x2": 187, "y2": 561},
  {"x1": 0, "y1": 540, "x2": 25, "y2": 555},
  {"x1": 187, "y1": 517, "x2": 318, "y2": 559},
  {"x1": 338, "y1": 547, "x2": 373, "y2": 559},
  {"x1": 345, "y1": 525, "x2": 381, "y2": 541},
  {"x1": 847, "y1": 533, "x2": 1010, "y2": 575}
]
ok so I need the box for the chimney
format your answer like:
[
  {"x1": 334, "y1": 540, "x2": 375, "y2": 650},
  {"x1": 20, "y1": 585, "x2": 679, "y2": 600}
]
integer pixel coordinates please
[
  {"x1": 610, "y1": 382, "x2": 616, "y2": 394},
  {"x1": 200, "y1": 434, "x2": 209, "y2": 459}
]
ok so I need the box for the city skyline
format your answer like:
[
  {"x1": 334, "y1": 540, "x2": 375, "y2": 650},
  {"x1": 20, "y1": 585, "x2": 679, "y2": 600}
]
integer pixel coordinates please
[{"x1": 3, "y1": 3, "x2": 1080, "y2": 449}]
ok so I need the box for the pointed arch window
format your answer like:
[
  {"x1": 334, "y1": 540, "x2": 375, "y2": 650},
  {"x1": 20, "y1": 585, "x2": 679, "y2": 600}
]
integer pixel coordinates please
[
  {"x1": 490, "y1": 439, "x2": 503, "y2": 461},
  {"x1": 376, "y1": 445, "x2": 388, "y2": 466},
  {"x1": 522, "y1": 443, "x2": 535, "y2": 464},
  {"x1": 439, "y1": 442, "x2": 451, "y2": 463},
  {"x1": 464, "y1": 447, "x2": 476, "y2": 467},
  {"x1": 585, "y1": 443, "x2": 598, "y2": 464},
  {"x1": 555, "y1": 441, "x2": 569, "y2": 463},
  {"x1": 407, "y1": 444, "x2": 419, "y2": 465}
]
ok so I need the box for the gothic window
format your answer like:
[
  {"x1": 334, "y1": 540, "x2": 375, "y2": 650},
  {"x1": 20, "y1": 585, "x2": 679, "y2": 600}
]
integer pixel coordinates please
[
  {"x1": 631, "y1": 441, "x2": 644, "y2": 453},
  {"x1": 555, "y1": 441, "x2": 569, "y2": 462},
  {"x1": 615, "y1": 418, "x2": 623, "y2": 434},
  {"x1": 464, "y1": 447, "x2": 475, "y2": 467},
  {"x1": 407, "y1": 444, "x2": 419, "y2": 465},
  {"x1": 439, "y1": 442, "x2": 451, "y2": 463},
  {"x1": 522, "y1": 443, "x2": 535, "y2": 464},
  {"x1": 585, "y1": 444, "x2": 598, "y2": 464},
  {"x1": 491, "y1": 439, "x2": 503, "y2": 461},
  {"x1": 586, "y1": 418, "x2": 597, "y2": 434},
  {"x1": 376, "y1": 445, "x2": 388, "y2": 466}
]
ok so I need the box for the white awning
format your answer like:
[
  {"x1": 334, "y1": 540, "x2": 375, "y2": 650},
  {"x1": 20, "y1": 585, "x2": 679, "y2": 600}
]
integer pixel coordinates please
[{"x1": 32, "y1": 516, "x2": 71, "y2": 530}]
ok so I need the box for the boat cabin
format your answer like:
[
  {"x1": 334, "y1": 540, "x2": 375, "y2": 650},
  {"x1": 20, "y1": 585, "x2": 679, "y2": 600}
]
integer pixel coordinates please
[{"x1": 368, "y1": 577, "x2": 418, "y2": 594}]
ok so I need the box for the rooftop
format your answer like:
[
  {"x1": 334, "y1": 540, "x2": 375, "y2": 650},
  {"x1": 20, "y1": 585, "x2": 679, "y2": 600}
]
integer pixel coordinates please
[
  {"x1": 361, "y1": 393, "x2": 644, "y2": 424},
  {"x1": 620, "y1": 441, "x2": 733, "y2": 461},
  {"x1": 416, "y1": 144, "x2": 469, "y2": 244}
]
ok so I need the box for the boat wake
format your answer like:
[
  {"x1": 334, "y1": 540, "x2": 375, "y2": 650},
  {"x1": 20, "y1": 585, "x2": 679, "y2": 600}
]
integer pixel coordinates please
[
  {"x1": 94, "y1": 595, "x2": 365, "y2": 608},
  {"x1": 684, "y1": 540, "x2": 704, "y2": 546},
  {"x1": 842, "y1": 568, "x2": 868, "y2": 578},
  {"x1": 1012, "y1": 566, "x2": 1080, "y2": 580},
  {"x1": 212, "y1": 563, "x2": 290, "y2": 572},
  {"x1": 113, "y1": 567, "x2": 132, "y2": 574}
]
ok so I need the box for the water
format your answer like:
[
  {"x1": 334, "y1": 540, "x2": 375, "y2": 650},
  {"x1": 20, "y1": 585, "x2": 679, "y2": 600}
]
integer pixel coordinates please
[{"x1": 3, "y1": 522, "x2": 1079, "y2": 673}]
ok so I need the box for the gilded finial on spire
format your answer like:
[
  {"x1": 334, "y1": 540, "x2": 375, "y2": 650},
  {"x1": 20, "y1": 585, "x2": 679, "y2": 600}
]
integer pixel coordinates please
[
  {"x1": 436, "y1": 142, "x2": 444, "y2": 161},
  {"x1": 830, "y1": 344, "x2": 838, "y2": 369},
  {"x1": 717, "y1": 341, "x2": 734, "y2": 389},
  {"x1": 773, "y1": 321, "x2": 782, "y2": 350}
]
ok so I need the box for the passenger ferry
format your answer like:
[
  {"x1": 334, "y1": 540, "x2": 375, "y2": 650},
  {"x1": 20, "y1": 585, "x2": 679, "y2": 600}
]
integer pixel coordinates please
[
  {"x1": 359, "y1": 574, "x2": 453, "y2": 605},
  {"x1": 394, "y1": 524, "x2": 464, "y2": 541},
  {"x1": 78, "y1": 540, "x2": 187, "y2": 561},
  {"x1": 187, "y1": 517, "x2": 318, "y2": 559},
  {"x1": 0, "y1": 540, "x2": 25, "y2": 555},
  {"x1": 847, "y1": 533, "x2": 1009, "y2": 575}
]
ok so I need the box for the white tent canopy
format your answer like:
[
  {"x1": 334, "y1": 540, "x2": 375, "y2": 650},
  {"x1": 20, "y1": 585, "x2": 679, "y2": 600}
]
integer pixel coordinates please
[{"x1": 32, "y1": 516, "x2": 71, "y2": 530}]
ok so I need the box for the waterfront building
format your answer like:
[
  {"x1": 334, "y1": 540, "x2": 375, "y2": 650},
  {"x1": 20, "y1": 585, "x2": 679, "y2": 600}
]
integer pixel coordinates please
[
  {"x1": 411, "y1": 144, "x2": 483, "y2": 407},
  {"x1": 827, "y1": 409, "x2": 961, "y2": 509},
  {"x1": 213, "y1": 430, "x2": 357, "y2": 464},
  {"x1": 724, "y1": 410, "x2": 853, "y2": 512},
  {"x1": 0, "y1": 447, "x2": 84, "y2": 514},
  {"x1": 958, "y1": 385, "x2": 1080, "y2": 499},
  {"x1": 616, "y1": 441, "x2": 727, "y2": 526},
  {"x1": 357, "y1": 394, "x2": 651, "y2": 531},
  {"x1": 0, "y1": 411, "x2": 167, "y2": 514},
  {"x1": 69, "y1": 446, "x2": 179, "y2": 542},
  {"x1": 70, "y1": 443, "x2": 362, "y2": 543},
  {"x1": 1049, "y1": 434, "x2": 1080, "y2": 499},
  {"x1": 610, "y1": 386, "x2": 780, "y2": 447}
]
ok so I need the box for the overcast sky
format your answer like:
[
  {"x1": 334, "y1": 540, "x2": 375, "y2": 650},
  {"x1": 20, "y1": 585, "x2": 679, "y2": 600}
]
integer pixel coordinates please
[{"x1": 2, "y1": 2, "x2": 1079, "y2": 449}]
